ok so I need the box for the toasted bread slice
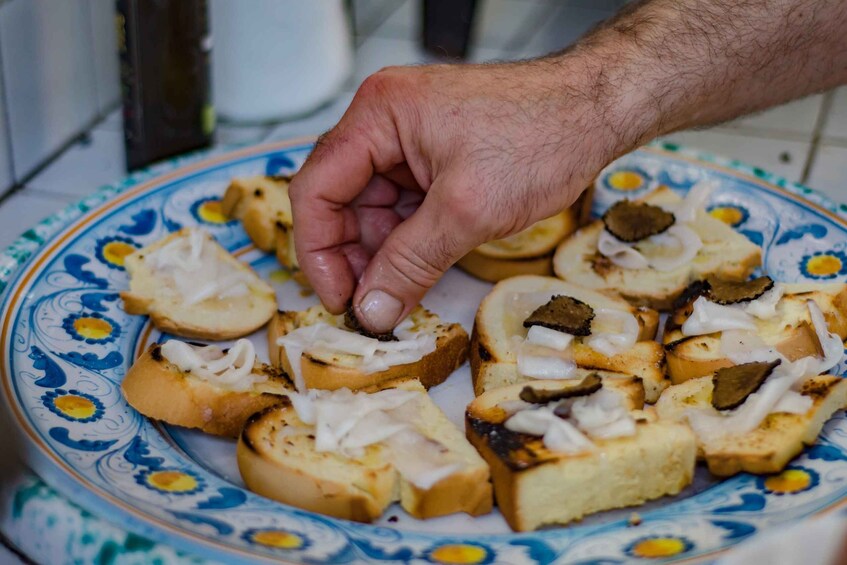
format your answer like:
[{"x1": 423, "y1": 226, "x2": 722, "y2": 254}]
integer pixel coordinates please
[
  {"x1": 663, "y1": 283, "x2": 847, "y2": 384},
  {"x1": 237, "y1": 379, "x2": 492, "y2": 522},
  {"x1": 121, "y1": 229, "x2": 278, "y2": 340},
  {"x1": 122, "y1": 342, "x2": 293, "y2": 437},
  {"x1": 457, "y1": 186, "x2": 594, "y2": 282},
  {"x1": 466, "y1": 379, "x2": 695, "y2": 531},
  {"x1": 553, "y1": 186, "x2": 762, "y2": 310},
  {"x1": 470, "y1": 275, "x2": 667, "y2": 402},
  {"x1": 268, "y1": 305, "x2": 469, "y2": 391},
  {"x1": 221, "y1": 175, "x2": 298, "y2": 269},
  {"x1": 655, "y1": 374, "x2": 847, "y2": 476}
]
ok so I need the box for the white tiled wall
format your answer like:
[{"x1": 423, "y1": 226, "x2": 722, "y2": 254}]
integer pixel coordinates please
[
  {"x1": 0, "y1": 188, "x2": 74, "y2": 250},
  {"x1": 806, "y1": 144, "x2": 847, "y2": 202},
  {"x1": 661, "y1": 129, "x2": 812, "y2": 183},
  {"x1": 27, "y1": 128, "x2": 125, "y2": 197},
  {"x1": 726, "y1": 95, "x2": 823, "y2": 139},
  {"x1": 822, "y1": 88, "x2": 847, "y2": 140},
  {"x1": 0, "y1": 0, "x2": 99, "y2": 180},
  {"x1": 86, "y1": 0, "x2": 120, "y2": 115}
]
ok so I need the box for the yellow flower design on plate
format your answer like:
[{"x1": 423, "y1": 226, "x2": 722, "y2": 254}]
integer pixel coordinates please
[
  {"x1": 803, "y1": 252, "x2": 845, "y2": 279},
  {"x1": 428, "y1": 544, "x2": 490, "y2": 564},
  {"x1": 194, "y1": 198, "x2": 230, "y2": 224},
  {"x1": 54, "y1": 395, "x2": 97, "y2": 420},
  {"x1": 73, "y1": 317, "x2": 113, "y2": 340},
  {"x1": 763, "y1": 468, "x2": 815, "y2": 494},
  {"x1": 607, "y1": 170, "x2": 646, "y2": 192},
  {"x1": 42, "y1": 389, "x2": 104, "y2": 423},
  {"x1": 627, "y1": 536, "x2": 692, "y2": 559},
  {"x1": 101, "y1": 241, "x2": 136, "y2": 267},
  {"x1": 251, "y1": 530, "x2": 305, "y2": 549},
  {"x1": 145, "y1": 470, "x2": 199, "y2": 493},
  {"x1": 709, "y1": 205, "x2": 747, "y2": 227}
]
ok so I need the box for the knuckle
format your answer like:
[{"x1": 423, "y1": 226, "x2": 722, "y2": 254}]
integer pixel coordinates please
[
  {"x1": 356, "y1": 69, "x2": 396, "y2": 100},
  {"x1": 383, "y1": 237, "x2": 450, "y2": 290},
  {"x1": 356, "y1": 66, "x2": 418, "y2": 103}
]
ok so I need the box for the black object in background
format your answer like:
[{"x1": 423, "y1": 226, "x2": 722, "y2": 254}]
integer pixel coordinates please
[
  {"x1": 422, "y1": 0, "x2": 478, "y2": 59},
  {"x1": 117, "y1": 0, "x2": 214, "y2": 171}
]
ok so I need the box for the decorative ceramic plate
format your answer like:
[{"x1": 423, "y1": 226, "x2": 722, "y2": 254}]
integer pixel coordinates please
[{"x1": 3, "y1": 138, "x2": 847, "y2": 565}]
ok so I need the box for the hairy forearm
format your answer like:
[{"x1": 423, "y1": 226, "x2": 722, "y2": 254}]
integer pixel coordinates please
[{"x1": 558, "y1": 0, "x2": 847, "y2": 153}]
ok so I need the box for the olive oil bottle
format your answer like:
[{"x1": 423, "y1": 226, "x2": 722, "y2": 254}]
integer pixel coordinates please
[{"x1": 116, "y1": 0, "x2": 214, "y2": 170}]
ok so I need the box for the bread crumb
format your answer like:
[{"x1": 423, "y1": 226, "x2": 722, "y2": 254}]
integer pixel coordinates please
[{"x1": 628, "y1": 512, "x2": 642, "y2": 527}]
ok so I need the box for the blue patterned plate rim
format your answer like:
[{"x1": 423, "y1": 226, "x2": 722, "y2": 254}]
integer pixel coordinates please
[{"x1": 1, "y1": 138, "x2": 847, "y2": 564}]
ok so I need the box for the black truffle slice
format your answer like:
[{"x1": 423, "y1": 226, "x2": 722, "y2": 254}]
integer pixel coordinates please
[
  {"x1": 519, "y1": 373, "x2": 603, "y2": 404},
  {"x1": 711, "y1": 360, "x2": 781, "y2": 411},
  {"x1": 601, "y1": 200, "x2": 676, "y2": 242},
  {"x1": 343, "y1": 302, "x2": 398, "y2": 342},
  {"x1": 672, "y1": 279, "x2": 712, "y2": 311},
  {"x1": 523, "y1": 295, "x2": 595, "y2": 337},
  {"x1": 707, "y1": 276, "x2": 775, "y2": 305}
]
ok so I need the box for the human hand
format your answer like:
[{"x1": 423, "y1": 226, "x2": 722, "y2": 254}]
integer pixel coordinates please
[{"x1": 289, "y1": 58, "x2": 636, "y2": 333}]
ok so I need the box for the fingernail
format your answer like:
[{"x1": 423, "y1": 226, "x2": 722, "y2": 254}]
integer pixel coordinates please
[{"x1": 359, "y1": 289, "x2": 403, "y2": 332}]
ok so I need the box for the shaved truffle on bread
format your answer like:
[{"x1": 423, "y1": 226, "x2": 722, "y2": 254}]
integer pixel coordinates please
[
  {"x1": 470, "y1": 275, "x2": 667, "y2": 401},
  {"x1": 553, "y1": 186, "x2": 761, "y2": 310}
]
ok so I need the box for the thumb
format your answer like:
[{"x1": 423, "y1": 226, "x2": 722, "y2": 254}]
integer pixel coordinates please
[{"x1": 352, "y1": 189, "x2": 477, "y2": 333}]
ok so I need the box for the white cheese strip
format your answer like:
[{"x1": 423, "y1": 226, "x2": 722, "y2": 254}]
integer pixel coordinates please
[
  {"x1": 598, "y1": 181, "x2": 713, "y2": 271},
  {"x1": 597, "y1": 225, "x2": 704, "y2": 272},
  {"x1": 669, "y1": 180, "x2": 716, "y2": 223},
  {"x1": 159, "y1": 339, "x2": 263, "y2": 392},
  {"x1": 526, "y1": 325, "x2": 574, "y2": 351},
  {"x1": 806, "y1": 299, "x2": 844, "y2": 375},
  {"x1": 517, "y1": 354, "x2": 577, "y2": 379},
  {"x1": 687, "y1": 300, "x2": 844, "y2": 441},
  {"x1": 719, "y1": 299, "x2": 843, "y2": 371},
  {"x1": 598, "y1": 230, "x2": 650, "y2": 270},
  {"x1": 644, "y1": 224, "x2": 704, "y2": 272},
  {"x1": 504, "y1": 386, "x2": 635, "y2": 453},
  {"x1": 720, "y1": 329, "x2": 783, "y2": 365},
  {"x1": 685, "y1": 368, "x2": 802, "y2": 442},
  {"x1": 740, "y1": 284, "x2": 784, "y2": 320},
  {"x1": 586, "y1": 308, "x2": 639, "y2": 357},
  {"x1": 682, "y1": 296, "x2": 757, "y2": 336},
  {"x1": 497, "y1": 399, "x2": 534, "y2": 415},
  {"x1": 569, "y1": 388, "x2": 636, "y2": 439},
  {"x1": 506, "y1": 405, "x2": 595, "y2": 454},
  {"x1": 385, "y1": 430, "x2": 464, "y2": 490},
  {"x1": 773, "y1": 390, "x2": 813, "y2": 414},
  {"x1": 276, "y1": 318, "x2": 437, "y2": 392},
  {"x1": 288, "y1": 388, "x2": 464, "y2": 489},
  {"x1": 146, "y1": 228, "x2": 254, "y2": 305}
]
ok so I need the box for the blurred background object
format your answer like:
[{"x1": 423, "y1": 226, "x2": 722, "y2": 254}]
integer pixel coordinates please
[
  {"x1": 422, "y1": 0, "x2": 477, "y2": 58},
  {"x1": 211, "y1": 0, "x2": 353, "y2": 124},
  {"x1": 0, "y1": 0, "x2": 845, "y2": 248},
  {"x1": 118, "y1": 0, "x2": 213, "y2": 170}
]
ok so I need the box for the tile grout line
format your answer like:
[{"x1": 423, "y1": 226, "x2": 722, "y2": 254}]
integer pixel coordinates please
[
  {"x1": 357, "y1": 0, "x2": 410, "y2": 44},
  {"x1": 0, "y1": 117, "x2": 106, "y2": 208},
  {"x1": 800, "y1": 90, "x2": 835, "y2": 185},
  {"x1": 20, "y1": 186, "x2": 76, "y2": 201}
]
